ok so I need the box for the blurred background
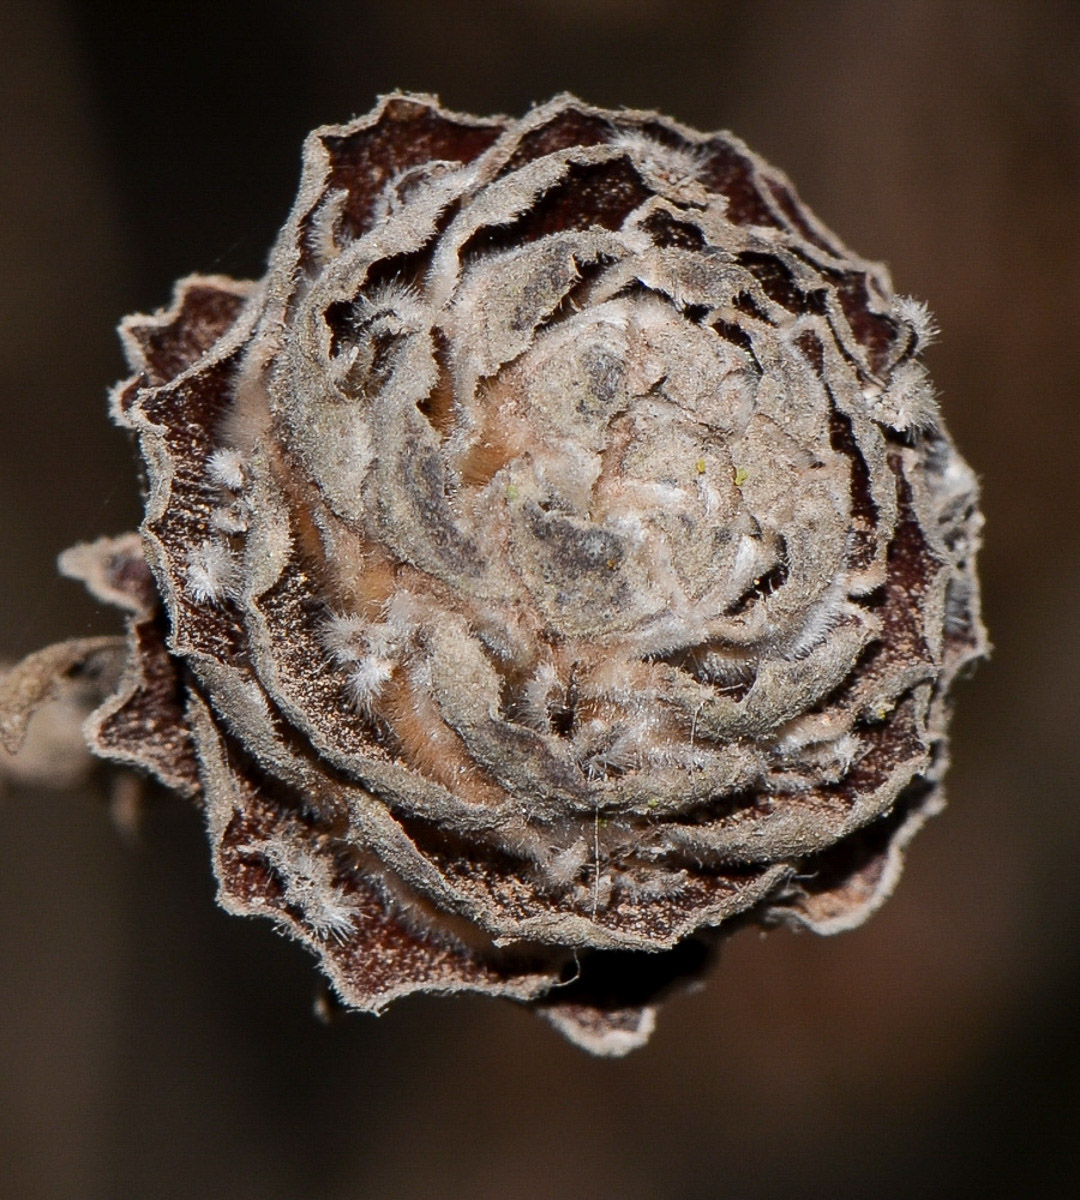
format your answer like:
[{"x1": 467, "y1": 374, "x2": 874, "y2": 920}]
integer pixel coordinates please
[{"x1": 1, "y1": 1, "x2": 1077, "y2": 1196}]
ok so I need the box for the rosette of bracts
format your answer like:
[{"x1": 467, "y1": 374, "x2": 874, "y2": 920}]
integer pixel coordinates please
[{"x1": 0, "y1": 94, "x2": 985, "y2": 1055}]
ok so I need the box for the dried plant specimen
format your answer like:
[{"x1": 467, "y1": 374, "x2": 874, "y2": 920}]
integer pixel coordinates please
[{"x1": 0, "y1": 94, "x2": 986, "y2": 1055}]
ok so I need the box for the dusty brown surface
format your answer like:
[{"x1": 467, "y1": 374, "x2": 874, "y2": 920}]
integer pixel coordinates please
[{"x1": 1, "y1": 1, "x2": 1077, "y2": 1197}]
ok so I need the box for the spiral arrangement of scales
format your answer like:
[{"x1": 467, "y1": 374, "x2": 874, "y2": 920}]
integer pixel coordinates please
[{"x1": 0, "y1": 94, "x2": 985, "y2": 1055}]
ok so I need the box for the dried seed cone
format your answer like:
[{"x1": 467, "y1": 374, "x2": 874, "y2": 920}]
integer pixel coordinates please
[{"x1": 13, "y1": 95, "x2": 986, "y2": 1054}]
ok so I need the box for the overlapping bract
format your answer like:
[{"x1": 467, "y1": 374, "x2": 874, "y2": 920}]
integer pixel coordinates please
[{"x1": 18, "y1": 95, "x2": 986, "y2": 1053}]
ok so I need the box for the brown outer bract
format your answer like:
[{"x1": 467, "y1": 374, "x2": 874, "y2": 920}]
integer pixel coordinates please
[{"x1": 0, "y1": 94, "x2": 986, "y2": 1055}]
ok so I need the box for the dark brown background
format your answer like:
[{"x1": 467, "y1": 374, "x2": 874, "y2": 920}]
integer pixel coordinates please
[{"x1": 1, "y1": 2, "x2": 1077, "y2": 1196}]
